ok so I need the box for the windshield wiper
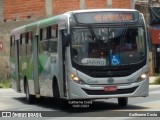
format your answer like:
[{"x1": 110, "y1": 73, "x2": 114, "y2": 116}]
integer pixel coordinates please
[
  {"x1": 88, "y1": 26, "x2": 98, "y2": 42},
  {"x1": 120, "y1": 27, "x2": 127, "y2": 47}
]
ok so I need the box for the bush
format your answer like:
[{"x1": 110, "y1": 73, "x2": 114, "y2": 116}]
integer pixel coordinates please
[
  {"x1": 154, "y1": 75, "x2": 160, "y2": 85},
  {"x1": 0, "y1": 79, "x2": 11, "y2": 88}
]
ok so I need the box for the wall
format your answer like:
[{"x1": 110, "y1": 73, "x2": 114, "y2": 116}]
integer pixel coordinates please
[
  {"x1": 85, "y1": 0, "x2": 107, "y2": 9},
  {"x1": 3, "y1": 0, "x2": 45, "y2": 21},
  {"x1": 112, "y1": 0, "x2": 131, "y2": 8},
  {"x1": 2, "y1": 0, "x2": 132, "y2": 21},
  {"x1": 53, "y1": 0, "x2": 80, "y2": 15}
]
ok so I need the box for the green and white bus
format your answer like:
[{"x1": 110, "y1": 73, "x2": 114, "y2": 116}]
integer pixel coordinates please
[{"x1": 10, "y1": 9, "x2": 149, "y2": 106}]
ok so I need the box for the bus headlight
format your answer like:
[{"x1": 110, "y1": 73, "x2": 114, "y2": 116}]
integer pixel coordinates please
[
  {"x1": 140, "y1": 73, "x2": 147, "y2": 80},
  {"x1": 70, "y1": 73, "x2": 79, "y2": 81},
  {"x1": 70, "y1": 73, "x2": 86, "y2": 84},
  {"x1": 137, "y1": 72, "x2": 149, "y2": 81}
]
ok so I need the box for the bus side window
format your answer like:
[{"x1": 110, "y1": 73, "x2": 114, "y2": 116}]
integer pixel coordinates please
[
  {"x1": 42, "y1": 28, "x2": 47, "y2": 40},
  {"x1": 25, "y1": 33, "x2": 29, "y2": 44},
  {"x1": 26, "y1": 32, "x2": 32, "y2": 55},
  {"x1": 10, "y1": 36, "x2": 12, "y2": 47},
  {"x1": 20, "y1": 35, "x2": 22, "y2": 45},
  {"x1": 40, "y1": 28, "x2": 48, "y2": 53},
  {"x1": 47, "y1": 26, "x2": 51, "y2": 39},
  {"x1": 48, "y1": 24, "x2": 58, "y2": 53},
  {"x1": 51, "y1": 25, "x2": 58, "y2": 38},
  {"x1": 40, "y1": 28, "x2": 47, "y2": 40},
  {"x1": 40, "y1": 29, "x2": 43, "y2": 41},
  {"x1": 49, "y1": 40, "x2": 57, "y2": 53},
  {"x1": 29, "y1": 32, "x2": 32, "y2": 53},
  {"x1": 28, "y1": 32, "x2": 32, "y2": 44},
  {"x1": 10, "y1": 36, "x2": 15, "y2": 57},
  {"x1": 20, "y1": 33, "x2": 26, "y2": 56},
  {"x1": 22, "y1": 34, "x2": 26, "y2": 45},
  {"x1": 25, "y1": 33, "x2": 29, "y2": 55},
  {"x1": 19, "y1": 35, "x2": 22, "y2": 56}
]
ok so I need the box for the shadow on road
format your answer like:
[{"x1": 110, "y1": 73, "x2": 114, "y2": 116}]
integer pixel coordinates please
[{"x1": 13, "y1": 96, "x2": 148, "y2": 115}]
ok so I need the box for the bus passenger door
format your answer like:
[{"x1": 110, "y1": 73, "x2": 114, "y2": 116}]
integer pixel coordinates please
[
  {"x1": 15, "y1": 40, "x2": 20, "y2": 92},
  {"x1": 62, "y1": 30, "x2": 67, "y2": 97},
  {"x1": 32, "y1": 35, "x2": 40, "y2": 95},
  {"x1": 58, "y1": 30, "x2": 68, "y2": 97}
]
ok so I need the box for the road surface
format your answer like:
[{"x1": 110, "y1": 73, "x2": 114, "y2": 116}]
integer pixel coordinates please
[{"x1": 0, "y1": 85, "x2": 160, "y2": 119}]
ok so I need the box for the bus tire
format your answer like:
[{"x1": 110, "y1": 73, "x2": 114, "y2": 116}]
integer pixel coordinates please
[
  {"x1": 53, "y1": 81, "x2": 68, "y2": 109},
  {"x1": 118, "y1": 97, "x2": 128, "y2": 106},
  {"x1": 25, "y1": 81, "x2": 35, "y2": 104},
  {"x1": 53, "y1": 81, "x2": 60, "y2": 100}
]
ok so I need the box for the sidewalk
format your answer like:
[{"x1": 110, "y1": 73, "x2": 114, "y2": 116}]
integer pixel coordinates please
[{"x1": 149, "y1": 76, "x2": 157, "y2": 84}]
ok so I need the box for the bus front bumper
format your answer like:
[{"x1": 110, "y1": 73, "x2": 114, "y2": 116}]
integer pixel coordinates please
[{"x1": 68, "y1": 78, "x2": 149, "y2": 100}]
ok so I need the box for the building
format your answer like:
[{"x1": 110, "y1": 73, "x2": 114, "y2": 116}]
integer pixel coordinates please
[
  {"x1": 135, "y1": 0, "x2": 160, "y2": 75},
  {"x1": 0, "y1": 0, "x2": 141, "y2": 79},
  {"x1": 0, "y1": 0, "x2": 134, "y2": 22}
]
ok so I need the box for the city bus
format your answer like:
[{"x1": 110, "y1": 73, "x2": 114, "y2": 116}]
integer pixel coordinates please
[{"x1": 10, "y1": 9, "x2": 149, "y2": 107}]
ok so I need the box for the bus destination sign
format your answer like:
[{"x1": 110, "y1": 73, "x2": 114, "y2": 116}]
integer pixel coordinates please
[
  {"x1": 94, "y1": 13, "x2": 133, "y2": 22},
  {"x1": 74, "y1": 11, "x2": 139, "y2": 24}
]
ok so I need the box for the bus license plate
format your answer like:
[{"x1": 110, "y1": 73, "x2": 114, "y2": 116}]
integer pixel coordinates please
[{"x1": 104, "y1": 86, "x2": 117, "y2": 92}]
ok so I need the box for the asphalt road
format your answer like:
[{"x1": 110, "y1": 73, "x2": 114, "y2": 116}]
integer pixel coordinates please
[{"x1": 0, "y1": 85, "x2": 160, "y2": 120}]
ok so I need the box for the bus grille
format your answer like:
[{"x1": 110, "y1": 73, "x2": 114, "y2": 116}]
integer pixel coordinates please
[
  {"x1": 82, "y1": 86, "x2": 138, "y2": 95},
  {"x1": 74, "y1": 59, "x2": 146, "y2": 77}
]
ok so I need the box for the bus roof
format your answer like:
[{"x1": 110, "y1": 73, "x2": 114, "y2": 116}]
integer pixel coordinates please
[
  {"x1": 66, "y1": 9, "x2": 138, "y2": 14},
  {"x1": 10, "y1": 9, "x2": 139, "y2": 35},
  {"x1": 10, "y1": 15, "x2": 61, "y2": 35}
]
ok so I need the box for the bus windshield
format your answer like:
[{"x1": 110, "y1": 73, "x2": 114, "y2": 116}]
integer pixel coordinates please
[{"x1": 71, "y1": 27, "x2": 146, "y2": 66}]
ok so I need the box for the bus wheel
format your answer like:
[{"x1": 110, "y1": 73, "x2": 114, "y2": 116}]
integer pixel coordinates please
[
  {"x1": 53, "y1": 82, "x2": 60, "y2": 100},
  {"x1": 53, "y1": 82, "x2": 68, "y2": 109},
  {"x1": 118, "y1": 97, "x2": 128, "y2": 106},
  {"x1": 25, "y1": 82, "x2": 35, "y2": 104}
]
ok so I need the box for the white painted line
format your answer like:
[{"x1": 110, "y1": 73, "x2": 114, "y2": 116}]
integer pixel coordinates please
[
  {"x1": 17, "y1": 107, "x2": 31, "y2": 111},
  {"x1": 149, "y1": 85, "x2": 160, "y2": 89},
  {"x1": 149, "y1": 90, "x2": 160, "y2": 94}
]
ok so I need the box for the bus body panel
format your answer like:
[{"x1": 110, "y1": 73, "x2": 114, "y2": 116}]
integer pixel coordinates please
[
  {"x1": 67, "y1": 61, "x2": 149, "y2": 99},
  {"x1": 68, "y1": 78, "x2": 149, "y2": 99},
  {"x1": 10, "y1": 9, "x2": 149, "y2": 103}
]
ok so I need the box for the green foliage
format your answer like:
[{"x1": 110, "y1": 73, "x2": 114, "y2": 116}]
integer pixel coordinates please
[
  {"x1": 154, "y1": 75, "x2": 160, "y2": 85},
  {"x1": 0, "y1": 79, "x2": 11, "y2": 88}
]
